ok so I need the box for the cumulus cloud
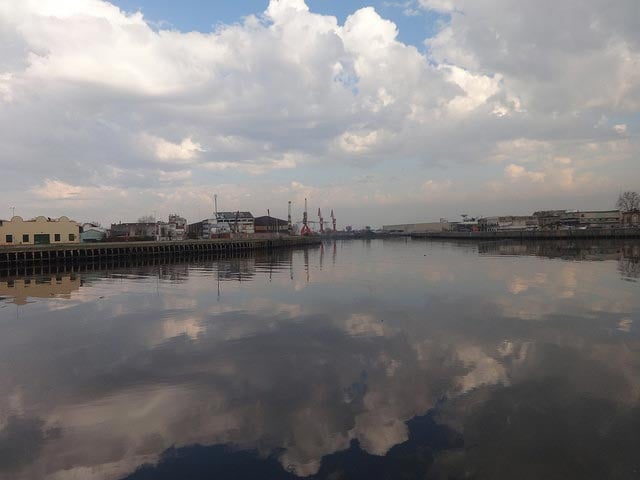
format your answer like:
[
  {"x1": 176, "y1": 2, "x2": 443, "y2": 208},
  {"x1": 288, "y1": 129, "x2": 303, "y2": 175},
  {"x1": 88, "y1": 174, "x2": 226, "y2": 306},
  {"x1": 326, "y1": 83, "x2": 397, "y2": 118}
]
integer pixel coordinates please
[
  {"x1": 142, "y1": 135, "x2": 204, "y2": 163},
  {"x1": 0, "y1": 0, "x2": 638, "y2": 224}
]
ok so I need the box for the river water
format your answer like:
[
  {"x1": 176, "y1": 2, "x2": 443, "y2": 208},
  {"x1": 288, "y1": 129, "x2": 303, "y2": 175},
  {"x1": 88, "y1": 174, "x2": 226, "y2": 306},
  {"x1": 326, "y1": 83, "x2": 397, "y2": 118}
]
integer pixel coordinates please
[{"x1": 0, "y1": 239, "x2": 639, "y2": 479}]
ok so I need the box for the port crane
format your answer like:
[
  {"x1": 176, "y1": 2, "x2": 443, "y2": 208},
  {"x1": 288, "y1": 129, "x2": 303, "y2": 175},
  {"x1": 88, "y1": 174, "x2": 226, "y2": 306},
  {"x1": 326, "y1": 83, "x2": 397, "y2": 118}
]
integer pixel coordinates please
[
  {"x1": 293, "y1": 199, "x2": 337, "y2": 235},
  {"x1": 300, "y1": 198, "x2": 312, "y2": 236}
]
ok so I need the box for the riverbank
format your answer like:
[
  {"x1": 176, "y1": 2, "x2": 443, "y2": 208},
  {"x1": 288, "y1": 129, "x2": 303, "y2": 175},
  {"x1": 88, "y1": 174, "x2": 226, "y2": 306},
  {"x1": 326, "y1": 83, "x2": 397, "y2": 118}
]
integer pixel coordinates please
[
  {"x1": 0, "y1": 236, "x2": 320, "y2": 268},
  {"x1": 410, "y1": 228, "x2": 640, "y2": 240}
]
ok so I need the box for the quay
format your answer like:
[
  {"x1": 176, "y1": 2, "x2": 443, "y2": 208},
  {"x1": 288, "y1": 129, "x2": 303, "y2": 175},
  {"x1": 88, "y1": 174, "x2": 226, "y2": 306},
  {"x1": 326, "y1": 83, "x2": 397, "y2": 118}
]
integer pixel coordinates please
[
  {"x1": 410, "y1": 228, "x2": 640, "y2": 241},
  {"x1": 0, "y1": 236, "x2": 320, "y2": 268}
]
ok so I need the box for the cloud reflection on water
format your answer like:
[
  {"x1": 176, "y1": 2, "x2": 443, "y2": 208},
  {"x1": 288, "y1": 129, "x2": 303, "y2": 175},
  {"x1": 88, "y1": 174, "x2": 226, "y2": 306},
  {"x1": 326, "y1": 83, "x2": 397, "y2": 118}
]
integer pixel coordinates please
[{"x1": 0, "y1": 240, "x2": 638, "y2": 479}]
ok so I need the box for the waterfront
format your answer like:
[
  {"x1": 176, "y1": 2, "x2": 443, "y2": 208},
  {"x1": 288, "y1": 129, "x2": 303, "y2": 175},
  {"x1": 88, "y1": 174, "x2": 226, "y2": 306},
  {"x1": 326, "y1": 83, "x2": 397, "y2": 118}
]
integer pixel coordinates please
[{"x1": 1, "y1": 239, "x2": 639, "y2": 479}]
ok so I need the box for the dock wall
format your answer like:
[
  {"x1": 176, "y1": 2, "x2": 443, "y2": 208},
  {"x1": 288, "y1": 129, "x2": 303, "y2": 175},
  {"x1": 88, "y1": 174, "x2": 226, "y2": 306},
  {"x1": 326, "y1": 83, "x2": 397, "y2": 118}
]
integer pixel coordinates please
[{"x1": 0, "y1": 236, "x2": 320, "y2": 268}]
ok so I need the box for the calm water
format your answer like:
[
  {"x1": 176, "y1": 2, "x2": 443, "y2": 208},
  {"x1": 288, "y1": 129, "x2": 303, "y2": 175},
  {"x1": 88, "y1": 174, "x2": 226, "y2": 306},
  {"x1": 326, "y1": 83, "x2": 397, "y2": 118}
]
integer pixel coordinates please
[{"x1": 1, "y1": 239, "x2": 639, "y2": 480}]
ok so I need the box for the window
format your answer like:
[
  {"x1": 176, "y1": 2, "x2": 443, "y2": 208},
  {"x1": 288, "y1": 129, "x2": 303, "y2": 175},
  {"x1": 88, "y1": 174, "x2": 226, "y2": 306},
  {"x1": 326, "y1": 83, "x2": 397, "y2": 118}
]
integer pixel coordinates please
[
  {"x1": 54, "y1": 234, "x2": 61, "y2": 241},
  {"x1": 22, "y1": 234, "x2": 29, "y2": 243},
  {"x1": 5, "y1": 234, "x2": 12, "y2": 243},
  {"x1": 69, "y1": 233, "x2": 75, "y2": 241}
]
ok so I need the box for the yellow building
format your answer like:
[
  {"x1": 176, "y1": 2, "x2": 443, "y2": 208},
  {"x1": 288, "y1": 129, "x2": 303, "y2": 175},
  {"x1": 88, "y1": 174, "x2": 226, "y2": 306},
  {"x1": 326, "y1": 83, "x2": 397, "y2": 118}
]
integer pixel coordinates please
[{"x1": 0, "y1": 216, "x2": 80, "y2": 246}]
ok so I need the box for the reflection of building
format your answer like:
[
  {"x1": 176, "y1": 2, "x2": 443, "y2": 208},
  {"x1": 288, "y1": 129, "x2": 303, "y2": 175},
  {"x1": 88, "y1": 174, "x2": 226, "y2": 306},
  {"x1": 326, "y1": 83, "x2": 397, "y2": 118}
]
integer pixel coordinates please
[
  {"x1": 478, "y1": 240, "x2": 638, "y2": 263},
  {"x1": 0, "y1": 275, "x2": 82, "y2": 305},
  {"x1": 0, "y1": 216, "x2": 80, "y2": 246},
  {"x1": 254, "y1": 216, "x2": 289, "y2": 234}
]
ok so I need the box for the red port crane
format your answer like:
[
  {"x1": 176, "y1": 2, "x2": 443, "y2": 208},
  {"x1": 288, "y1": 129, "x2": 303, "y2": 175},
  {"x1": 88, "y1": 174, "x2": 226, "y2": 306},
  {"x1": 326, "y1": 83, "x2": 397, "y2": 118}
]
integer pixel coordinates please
[{"x1": 330, "y1": 209, "x2": 336, "y2": 232}]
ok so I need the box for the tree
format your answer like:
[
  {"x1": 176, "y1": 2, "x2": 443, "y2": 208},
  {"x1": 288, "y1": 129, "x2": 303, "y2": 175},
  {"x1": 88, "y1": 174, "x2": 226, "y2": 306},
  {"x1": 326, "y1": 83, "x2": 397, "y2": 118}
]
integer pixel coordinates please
[{"x1": 616, "y1": 191, "x2": 640, "y2": 212}]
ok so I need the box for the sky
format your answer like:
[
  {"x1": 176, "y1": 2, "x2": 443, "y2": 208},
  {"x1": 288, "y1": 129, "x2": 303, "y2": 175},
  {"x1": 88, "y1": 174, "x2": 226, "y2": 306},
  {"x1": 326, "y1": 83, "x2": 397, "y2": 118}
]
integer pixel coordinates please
[{"x1": 0, "y1": 0, "x2": 638, "y2": 228}]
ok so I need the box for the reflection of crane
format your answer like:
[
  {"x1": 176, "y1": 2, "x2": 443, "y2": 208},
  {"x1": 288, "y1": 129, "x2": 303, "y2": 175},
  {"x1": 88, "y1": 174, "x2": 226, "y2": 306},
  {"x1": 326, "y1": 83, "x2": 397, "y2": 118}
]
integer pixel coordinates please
[
  {"x1": 330, "y1": 209, "x2": 336, "y2": 232},
  {"x1": 300, "y1": 198, "x2": 311, "y2": 236},
  {"x1": 318, "y1": 208, "x2": 324, "y2": 234}
]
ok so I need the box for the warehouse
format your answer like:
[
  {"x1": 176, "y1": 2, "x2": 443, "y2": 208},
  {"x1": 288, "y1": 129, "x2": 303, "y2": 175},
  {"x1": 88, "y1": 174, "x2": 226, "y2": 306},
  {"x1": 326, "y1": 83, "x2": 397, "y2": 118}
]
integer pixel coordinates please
[
  {"x1": 0, "y1": 216, "x2": 80, "y2": 246},
  {"x1": 254, "y1": 216, "x2": 289, "y2": 234}
]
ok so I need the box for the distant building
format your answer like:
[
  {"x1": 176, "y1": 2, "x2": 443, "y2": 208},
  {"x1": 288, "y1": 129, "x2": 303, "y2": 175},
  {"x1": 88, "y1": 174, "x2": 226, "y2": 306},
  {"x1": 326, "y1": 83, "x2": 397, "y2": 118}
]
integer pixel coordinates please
[
  {"x1": 0, "y1": 216, "x2": 80, "y2": 246},
  {"x1": 533, "y1": 210, "x2": 569, "y2": 229},
  {"x1": 254, "y1": 216, "x2": 289, "y2": 233},
  {"x1": 109, "y1": 222, "x2": 157, "y2": 239},
  {"x1": 187, "y1": 218, "x2": 216, "y2": 239},
  {"x1": 154, "y1": 214, "x2": 188, "y2": 241},
  {"x1": 577, "y1": 210, "x2": 621, "y2": 228},
  {"x1": 382, "y1": 221, "x2": 450, "y2": 233},
  {"x1": 216, "y1": 212, "x2": 254, "y2": 234},
  {"x1": 479, "y1": 216, "x2": 538, "y2": 232},
  {"x1": 187, "y1": 212, "x2": 254, "y2": 239},
  {"x1": 80, "y1": 223, "x2": 107, "y2": 242},
  {"x1": 452, "y1": 216, "x2": 479, "y2": 232},
  {"x1": 533, "y1": 210, "x2": 622, "y2": 229},
  {"x1": 622, "y1": 211, "x2": 640, "y2": 227}
]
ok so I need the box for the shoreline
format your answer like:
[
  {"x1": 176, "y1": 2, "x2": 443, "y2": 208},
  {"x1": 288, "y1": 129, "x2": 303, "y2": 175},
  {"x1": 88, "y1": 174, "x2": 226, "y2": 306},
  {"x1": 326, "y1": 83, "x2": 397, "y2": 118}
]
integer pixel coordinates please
[{"x1": 0, "y1": 236, "x2": 321, "y2": 268}]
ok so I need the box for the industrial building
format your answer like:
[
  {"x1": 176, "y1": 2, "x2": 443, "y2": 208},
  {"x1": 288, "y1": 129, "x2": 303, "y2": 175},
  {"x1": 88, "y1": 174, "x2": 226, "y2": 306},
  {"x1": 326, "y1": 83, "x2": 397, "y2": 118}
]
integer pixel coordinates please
[
  {"x1": 382, "y1": 221, "x2": 450, "y2": 234},
  {"x1": 216, "y1": 212, "x2": 255, "y2": 234},
  {"x1": 0, "y1": 216, "x2": 80, "y2": 246},
  {"x1": 80, "y1": 223, "x2": 107, "y2": 242},
  {"x1": 479, "y1": 216, "x2": 539, "y2": 232},
  {"x1": 188, "y1": 212, "x2": 255, "y2": 239},
  {"x1": 533, "y1": 210, "x2": 622, "y2": 229},
  {"x1": 254, "y1": 216, "x2": 289, "y2": 234},
  {"x1": 622, "y1": 211, "x2": 640, "y2": 227},
  {"x1": 109, "y1": 222, "x2": 157, "y2": 240}
]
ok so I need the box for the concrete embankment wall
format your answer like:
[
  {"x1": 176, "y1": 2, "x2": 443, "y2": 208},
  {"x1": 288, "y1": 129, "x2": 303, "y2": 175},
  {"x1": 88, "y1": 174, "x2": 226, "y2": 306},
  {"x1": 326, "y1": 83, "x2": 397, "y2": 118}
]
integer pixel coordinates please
[
  {"x1": 0, "y1": 236, "x2": 320, "y2": 268},
  {"x1": 411, "y1": 228, "x2": 640, "y2": 240}
]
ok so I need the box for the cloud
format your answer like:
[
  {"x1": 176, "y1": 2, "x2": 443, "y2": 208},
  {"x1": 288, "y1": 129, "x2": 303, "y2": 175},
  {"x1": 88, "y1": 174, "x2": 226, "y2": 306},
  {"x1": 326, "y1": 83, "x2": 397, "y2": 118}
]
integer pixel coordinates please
[
  {"x1": 142, "y1": 135, "x2": 204, "y2": 163},
  {"x1": 0, "y1": 0, "x2": 638, "y2": 224},
  {"x1": 30, "y1": 179, "x2": 121, "y2": 201},
  {"x1": 504, "y1": 164, "x2": 546, "y2": 183}
]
